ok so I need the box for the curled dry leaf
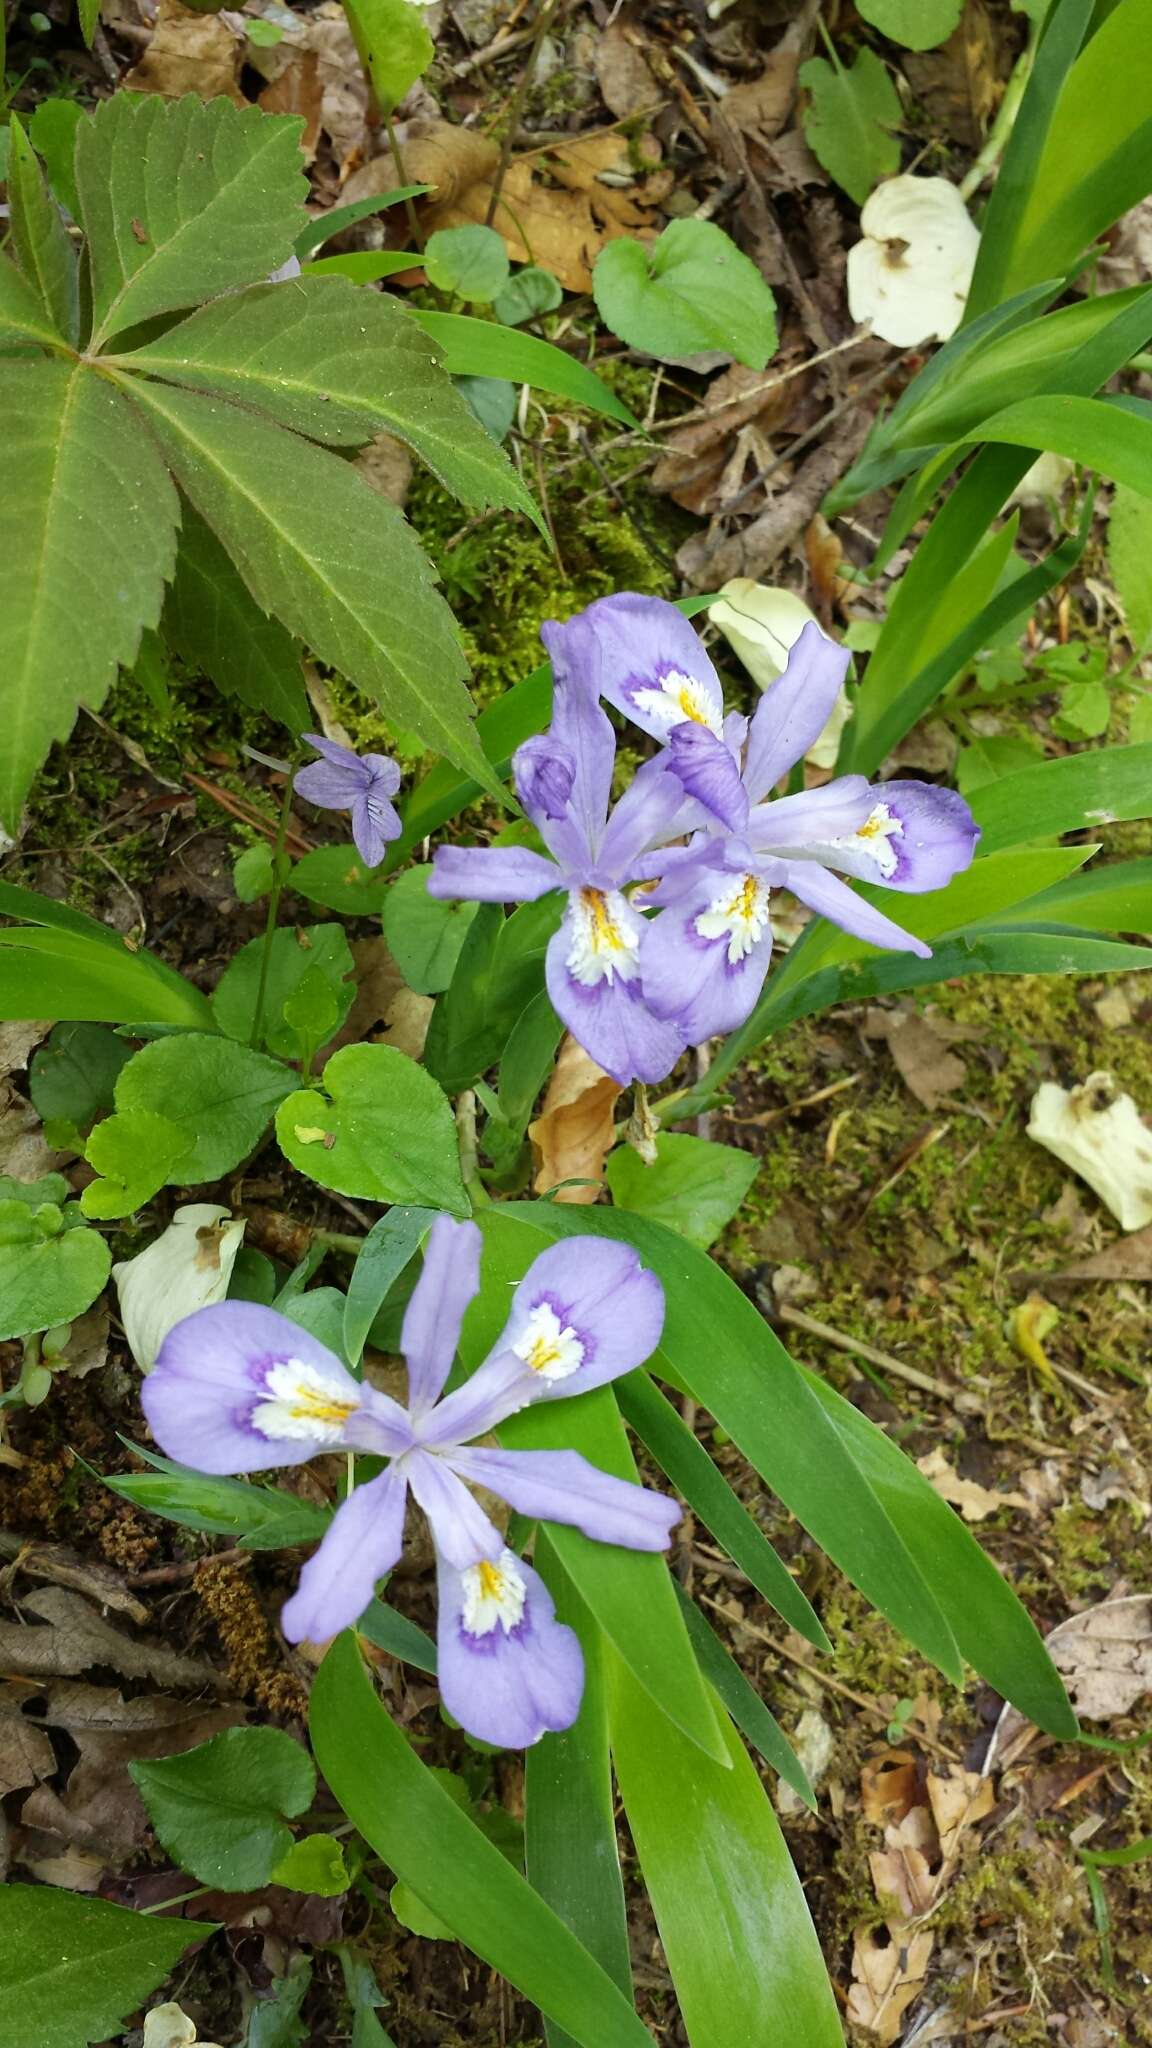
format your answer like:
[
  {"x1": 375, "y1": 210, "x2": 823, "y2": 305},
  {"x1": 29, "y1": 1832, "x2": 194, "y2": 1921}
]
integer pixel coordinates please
[
  {"x1": 847, "y1": 175, "x2": 979, "y2": 347},
  {"x1": 528, "y1": 1034, "x2": 621, "y2": 1204},
  {"x1": 721, "y1": 49, "x2": 800, "y2": 144},
  {"x1": 848, "y1": 1922, "x2": 935, "y2": 2045},
  {"x1": 0, "y1": 1586, "x2": 225, "y2": 1691},
  {"x1": 123, "y1": 0, "x2": 246, "y2": 103},
  {"x1": 861, "y1": 1750, "x2": 921, "y2": 1828},
  {"x1": 916, "y1": 1447, "x2": 1033, "y2": 1524},
  {"x1": 652, "y1": 358, "x2": 809, "y2": 516},
  {"x1": 0, "y1": 1527, "x2": 147, "y2": 1622},
  {"x1": 594, "y1": 20, "x2": 662, "y2": 119},
  {"x1": 1046, "y1": 1593, "x2": 1152, "y2": 1722},
  {"x1": 1027, "y1": 1070, "x2": 1152, "y2": 1231},
  {"x1": 870, "y1": 1009, "x2": 968, "y2": 1111}
]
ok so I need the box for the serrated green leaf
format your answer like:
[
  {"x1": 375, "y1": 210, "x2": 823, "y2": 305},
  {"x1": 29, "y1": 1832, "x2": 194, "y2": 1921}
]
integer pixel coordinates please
[
  {"x1": 131, "y1": 1725, "x2": 316, "y2": 1889},
  {"x1": 5, "y1": 118, "x2": 77, "y2": 343},
  {"x1": 383, "y1": 865, "x2": 479, "y2": 993},
  {"x1": 0, "y1": 1202, "x2": 111, "y2": 1340},
  {"x1": 857, "y1": 0, "x2": 962, "y2": 49},
  {"x1": 425, "y1": 224, "x2": 510, "y2": 302},
  {"x1": 163, "y1": 504, "x2": 309, "y2": 733},
  {"x1": 1109, "y1": 481, "x2": 1152, "y2": 652},
  {"x1": 119, "y1": 375, "x2": 500, "y2": 801},
  {"x1": 212, "y1": 923, "x2": 355, "y2": 1058},
  {"x1": 798, "y1": 46, "x2": 902, "y2": 204},
  {"x1": 27, "y1": 99, "x2": 83, "y2": 218},
  {"x1": 0, "y1": 1886, "x2": 216, "y2": 2048},
  {"x1": 115, "y1": 1033, "x2": 295, "y2": 1182},
  {"x1": 0, "y1": 247, "x2": 65, "y2": 350},
  {"x1": 276, "y1": 1042, "x2": 468, "y2": 1212},
  {"x1": 344, "y1": 0, "x2": 433, "y2": 111},
  {"x1": 121, "y1": 276, "x2": 541, "y2": 525},
  {"x1": 605, "y1": 1132, "x2": 759, "y2": 1249},
  {"x1": 0, "y1": 360, "x2": 180, "y2": 835},
  {"x1": 77, "y1": 94, "x2": 307, "y2": 347},
  {"x1": 593, "y1": 219, "x2": 777, "y2": 369},
  {"x1": 29, "y1": 1021, "x2": 131, "y2": 1129}
]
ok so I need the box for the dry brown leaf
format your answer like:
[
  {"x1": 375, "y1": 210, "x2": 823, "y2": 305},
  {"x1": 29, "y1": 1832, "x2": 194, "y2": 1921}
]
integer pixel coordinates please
[
  {"x1": 123, "y1": 0, "x2": 245, "y2": 102},
  {"x1": 876, "y1": 1010, "x2": 967, "y2": 1111},
  {"x1": 869, "y1": 1804, "x2": 940, "y2": 1921},
  {"x1": 380, "y1": 988, "x2": 434, "y2": 1062},
  {"x1": 356, "y1": 122, "x2": 654, "y2": 292},
  {"x1": 595, "y1": 20, "x2": 662, "y2": 119},
  {"x1": 0, "y1": 1586, "x2": 224, "y2": 1691},
  {"x1": 916, "y1": 1447, "x2": 1033, "y2": 1524},
  {"x1": 354, "y1": 431, "x2": 414, "y2": 508},
  {"x1": 861, "y1": 1750, "x2": 921, "y2": 1827},
  {"x1": 251, "y1": 2, "x2": 369, "y2": 170},
  {"x1": 902, "y1": 0, "x2": 1002, "y2": 149},
  {"x1": 529, "y1": 1035, "x2": 621, "y2": 1204},
  {"x1": 1046, "y1": 1593, "x2": 1152, "y2": 1721},
  {"x1": 848, "y1": 1922, "x2": 935, "y2": 2044},
  {"x1": 1052, "y1": 1222, "x2": 1152, "y2": 1283},
  {"x1": 721, "y1": 50, "x2": 799, "y2": 143},
  {"x1": 0, "y1": 1685, "x2": 56, "y2": 1799},
  {"x1": 322, "y1": 934, "x2": 406, "y2": 1056},
  {"x1": 0, "y1": 1077, "x2": 66, "y2": 1182},
  {"x1": 258, "y1": 44, "x2": 324, "y2": 163},
  {"x1": 652, "y1": 358, "x2": 807, "y2": 514},
  {"x1": 925, "y1": 1768, "x2": 995, "y2": 1859},
  {"x1": 55, "y1": 1304, "x2": 110, "y2": 1381},
  {"x1": 0, "y1": 1021, "x2": 51, "y2": 1080},
  {"x1": 0, "y1": 1531, "x2": 147, "y2": 1622},
  {"x1": 805, "y1": 512, "x2": 850, "y2": 611}
]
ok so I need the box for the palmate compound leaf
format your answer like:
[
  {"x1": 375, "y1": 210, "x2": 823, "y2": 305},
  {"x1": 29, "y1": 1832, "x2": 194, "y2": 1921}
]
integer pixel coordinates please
[
  {"x1": 113, "y1": 276, "x2": 542, "y2": 526},
  {"x1": 76, "y1": 94, "x2": 308, "y2": 349},
  {"x1": 162, "y1": 504, "x2": 310, "y2": 734},
  {"x1": 6, "y1": 117, "x2": 78, "y2": 344},
  {"x1": 0, "y1": 1887, "x2": 216, "y2": 2048},
  {"x1": 0, "y1": 246, "x2": 67, "y2": 351},
  {"x1": 0, "y1": 360, "x2": 180, "y2": 836},
  {"x1": 117, "y1": 374, "x2": 502, "y2": 801}
]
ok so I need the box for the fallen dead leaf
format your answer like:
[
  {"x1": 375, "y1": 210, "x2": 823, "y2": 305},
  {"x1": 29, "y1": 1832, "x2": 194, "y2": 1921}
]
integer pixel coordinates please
[
  {"x1": 652, "y1": 355, "x2": 809, "y2": 515},
  {"x1": 861, "y1": 1750, "x2": 921, "y2": 1828},
  {"x1": 0, "y1": 1021, "x2": 51, "y2": 1080},
  {"x1": 1051, "y1": 1221, "x2": 1152, "y2": 1283},
  {"x1": 776, "y1": 1706, "x2": 834, "y2": 1816},
  {"x1": 0, "y1": 1077, "x2": 67, "y2": 1182},
  {"x1": 805, "y1": 512, "x2": 850, "y2": 612},
  {"x1": 380, "y1": 987, "x2": 434, "y2": 1062},
  {"x1": 0, "y1": 1683, "x2": 56, "y2": 1799},
  {"x1": 868, "y1": 1008, "x2": 968, "y2": 1111},
  {"x1": 0, "y1": 1586, "x2": 224, "y2": 1691},
  {"x1": 869, "y1": 1802, "x2": 939, "y2": 1921},
  {"x1": 54, "y1": 1303, "x2": 110, "y2": 1381},
  {"x1": 595, "y1": 19, "x2": 662, "y2": 119},
  {"x1": 123, "y1": 0, "x2": 245, "y2": 102},
  {"x1": 252, "y1": 1, "x2": 370, "y2": 173},
  {"x1": 0, "y1": 1530, "x2": 147, "y2": 1622},
  {"x1": 848, "y1": 1922, "x2": 935, "y2": 2045},
  {"x1": 322, "y1": 935, "x2": 405, "y2": 1056},
  {"x1": 925, "y1": 1767, "x2": 996, "y2": 1860},
  {"x1": 529, "y1": 1035, "x2": 621, "y2": 1204},
  {"x1": 1046, "y1": 1593, "x2": 1152, "y2": 1722},
  {"x1": 721, "y1": 49, "x2": 800, "y2": 144},
  {"x1": 902, "y1": 0, "x2": 1002, "y2": 149},
  {"x1": 916, "y1": 1447, "x2": 1033, "y2": 1524}
]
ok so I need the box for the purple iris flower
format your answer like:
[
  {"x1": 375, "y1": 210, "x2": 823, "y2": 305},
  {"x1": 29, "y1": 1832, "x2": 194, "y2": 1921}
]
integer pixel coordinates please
[
  {"x1": 545, "y1": 595, "x2": 980, "y2": 1043},
  {"x1": 428, "y1": 629, "x2": 694, "y2": 1087},
  {"x1": 141, "y1": 1217, "x2": 677, "y2": 1749},
  {"x1": 294, "y1": 734, "x2": 402, "y2": 869}
]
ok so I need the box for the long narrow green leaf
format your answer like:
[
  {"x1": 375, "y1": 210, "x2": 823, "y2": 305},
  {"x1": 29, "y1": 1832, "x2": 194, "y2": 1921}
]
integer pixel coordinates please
[
  {"x1": 120, "y1": 375, "x2": 503, "y2": 803},
  {"x1": 0, "y1": 929, "x2": 216, "y2": 1029},
  {"x1": 617, "y1": 1372, "x2": 831, "y2": 1652},
  {"x1": 343, "y1": 1206, "x2": 435, "y2": 1366},
  {"x1": 358, "y1": 1598, "x2": 437, "y2": 1673},
  {"x1": 413, "y1": 311, "x2": 640, "y2": 427},
  {"x1": 971, "y1": 743, "x2": 1152, "y2": 852},
  {"x1": 496, "y1": 1205, "x2": 964, "y2": 1688},
  {"x1": 310, "y1": 1634, "x2": 656, "y2": 2048},
  {"x1": 973, "y1": 858, "x2": 1152, "y2": 933},
  {"x1": 671, "y1": 1584, "x2": 816, "y2": 1810},
  {"x1": 964, "y1": 0, "x2": 1094, "y2": 317},
  {"x1": 608, "y1": 1652, "x2": 843, "y2": 2048},
  {"x1": 527, "y1": 1536, "x2": 632, "y2": 2048},
  {"x1": 800, "y1": 1369, "x2": 1076, "y2": 1735},
  {"x1": 118, "y1": 277, "x2": 543, "y2": 526},
  {"x1": 0, "y1": 362, "x2": 181, "y2": 836},
  {"x1": 294, "y1": 186, "x2": 431, "y2": 255}
]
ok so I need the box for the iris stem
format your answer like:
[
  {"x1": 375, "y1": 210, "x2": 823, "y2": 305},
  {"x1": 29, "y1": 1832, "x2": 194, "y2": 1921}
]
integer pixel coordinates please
[{"x1": 249, "y1": 770, "x2": 297, "y2": 1053}]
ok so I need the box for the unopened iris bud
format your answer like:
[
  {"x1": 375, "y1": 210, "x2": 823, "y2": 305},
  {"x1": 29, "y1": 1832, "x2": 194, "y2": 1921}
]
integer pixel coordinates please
[{"x1": 513, "y1": 736, "x2": 576, "y2": 821}]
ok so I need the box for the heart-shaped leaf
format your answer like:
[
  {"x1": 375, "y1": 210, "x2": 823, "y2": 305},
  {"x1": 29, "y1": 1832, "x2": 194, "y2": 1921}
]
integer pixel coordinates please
[
  {"x1": 593, "y1": 220, "x2": 777, "y2": 368},
  {"x1": 276, "y1": 1043, "x2": 467, "y2": 1212}
]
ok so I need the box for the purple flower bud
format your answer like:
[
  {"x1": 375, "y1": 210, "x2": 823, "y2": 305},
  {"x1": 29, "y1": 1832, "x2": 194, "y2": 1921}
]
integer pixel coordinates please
[{"x1": 514, "y1": 736, "x2": 576, "y2": 822}]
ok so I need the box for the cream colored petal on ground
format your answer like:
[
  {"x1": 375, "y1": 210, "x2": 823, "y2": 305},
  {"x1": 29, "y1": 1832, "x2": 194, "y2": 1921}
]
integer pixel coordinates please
[
  {"x1": 113, "y1": 1202, "x2": 246, "y2": 1371},
  {"x1": 1027, "y1": 1071, "x2": 1152, "y2": 1231},
  {"x1": 710, "y1": 580, "x2": 852, "y2": 769},
  {"x1": 847, "y1": 174, "x2": 979, "y2": 346}
]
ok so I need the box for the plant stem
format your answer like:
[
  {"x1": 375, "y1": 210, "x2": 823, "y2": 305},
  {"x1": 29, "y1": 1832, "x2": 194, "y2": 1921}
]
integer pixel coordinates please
[
  {"x1": 140, "y1": 1885, "x2": 213, "y2": 1915},
  {"x1": 249, "y1": 771, "x2": 297, "y2": 1053},
  {"x1": 484, "y1": 0, "x2": 560, "y2": 228},
  {"x1": 958, "y1": 31, "x2": 1035, "y2": 202},
  {"x1": 455, "y1": 1089, "x2": 489, "y2": 1206},
  {"x1": 382, "y1": 111, "x2": 424, "y2": 250}
]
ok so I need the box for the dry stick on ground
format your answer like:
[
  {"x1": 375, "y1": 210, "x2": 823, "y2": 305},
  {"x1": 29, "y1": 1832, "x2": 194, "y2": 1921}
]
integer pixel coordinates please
[
  {"x1": 485, "y1": 0, "x2": 564, "y2": 228},
  {"x1": 678, "y1": 404, "x2": 876, "y2": 586},
  {"x1": 775, "y1": 1303, "x2": 954, "y2": 1403}
]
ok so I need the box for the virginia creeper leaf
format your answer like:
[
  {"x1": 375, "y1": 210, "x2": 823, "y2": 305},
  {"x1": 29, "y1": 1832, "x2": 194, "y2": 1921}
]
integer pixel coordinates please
[
  {"x1": 5, "y1": 117, "x2": 77, "y2": 343},
  {"x1": 162, "y1": 504, "x2": 309, "y2": 733},
  {"x1": 0, "y1": 1886, "x2": 216, "y2": 2048}
]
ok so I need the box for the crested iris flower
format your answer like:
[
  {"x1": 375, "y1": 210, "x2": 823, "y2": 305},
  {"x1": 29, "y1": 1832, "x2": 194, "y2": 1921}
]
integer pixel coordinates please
[
  {"x1": 429, "y1": 627, "x2": 693, "y2": 1087},
  {"x1": 548, "y1": 594, "x2": 980, "y2": 1043},
  {"x1": 294, "y1": 734, "x2": 402, "y2": 869},
  {"x1": 142, "y1": 1218, "x2": 677, "y2": 1748}
]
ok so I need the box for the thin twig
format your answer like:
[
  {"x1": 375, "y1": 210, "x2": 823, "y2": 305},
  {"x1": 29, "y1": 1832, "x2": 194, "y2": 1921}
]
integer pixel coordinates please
[
  {"x1": 381, "y1": 111, "x2": 424, "y2": 250},
  {"x1": 775, "y1": 1304, "x2": 953, "y2": 1402},
  {"x1": 485, "y1": 0, "x2": 562, "y2": 227}
]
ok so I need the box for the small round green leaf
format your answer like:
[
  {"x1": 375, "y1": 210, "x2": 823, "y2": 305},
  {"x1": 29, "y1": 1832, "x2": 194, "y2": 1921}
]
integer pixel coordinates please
[
  {"x1": 276, "y1": 1043, "x2": 468, "y2": 1213},
  {"x1": 115, "y1": 1034, "x2": 296, "y2": 1182},
  {"x1": 593, "y1": 219, "x2": 777, "y2": 368},
  {"x1": 425, "y1": 225, "x2": 511, "y2": 304},
  {"x1": 857, "y1": 0, "x2": 963, "y2": 50},
  {"x1": 271, "y1": 1832, "x2": 350, "y2": 1896},
  {"x1": 0, "y1": 1201, "x2": 111, "y2": 1339},
  {"x1": 233, "y1": 843, "x2": 276, "y2": 902},
  {"x1": 493, "y1": 265, "x2": 563, "y2": 326},
  {"x1": 129, "y1": 1725, "x2": 316, "y2": 1891},
  {"x1": 28, "y1": 1021, "x2": 131, "y2": 1130},
  {"x1": 81, "y1": 1107, "x2": 188, "y2": 1219},
  {"x1": 291, "y1": 843, "x2": 392, "y2": 914}
]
